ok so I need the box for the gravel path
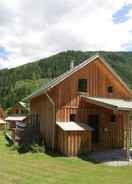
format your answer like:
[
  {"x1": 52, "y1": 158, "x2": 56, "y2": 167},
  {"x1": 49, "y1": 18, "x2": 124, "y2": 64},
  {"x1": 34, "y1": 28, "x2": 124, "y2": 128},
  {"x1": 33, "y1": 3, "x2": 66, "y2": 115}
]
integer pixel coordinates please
[{"x1": 88, "y1": 149, "x2": 132, "y2": 166}]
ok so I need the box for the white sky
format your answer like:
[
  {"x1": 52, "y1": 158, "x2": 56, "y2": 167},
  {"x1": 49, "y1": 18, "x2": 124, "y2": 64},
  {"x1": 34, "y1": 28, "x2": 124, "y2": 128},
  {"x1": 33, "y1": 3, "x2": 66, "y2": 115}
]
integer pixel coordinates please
[{"x1": 0, "y1": 0, "x2": 132, "y2": 69}]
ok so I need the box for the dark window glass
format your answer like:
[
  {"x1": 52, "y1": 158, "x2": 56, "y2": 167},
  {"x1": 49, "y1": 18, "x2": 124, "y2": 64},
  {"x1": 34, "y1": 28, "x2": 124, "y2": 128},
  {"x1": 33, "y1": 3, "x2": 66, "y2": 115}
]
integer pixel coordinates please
[
  {"x1": 16, "y1": 109, "x2": 19, "y2": 114},
  {"x1": 107, "y1": 86, "x2": 113, "y2": 93},
  {"x1": 70, "y1": 114, "x2": 76, "y2": 122},
  {"x1": 110, "y1": 114, "x2": 116, "y2": 123},
  {"x1": 78, "y1": 79, "x2": 87, "y2": 92}
]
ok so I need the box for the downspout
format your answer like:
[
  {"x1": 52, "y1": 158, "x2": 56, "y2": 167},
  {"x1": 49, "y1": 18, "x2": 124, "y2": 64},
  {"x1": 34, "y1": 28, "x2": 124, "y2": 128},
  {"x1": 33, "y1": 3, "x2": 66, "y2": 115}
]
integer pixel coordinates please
[{"x1": 45, "y1": 92, "x2": 56, "y2": 151}]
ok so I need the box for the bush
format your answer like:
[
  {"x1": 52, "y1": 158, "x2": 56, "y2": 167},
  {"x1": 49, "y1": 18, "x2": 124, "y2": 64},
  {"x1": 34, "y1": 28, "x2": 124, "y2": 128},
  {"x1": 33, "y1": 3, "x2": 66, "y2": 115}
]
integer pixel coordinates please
[
  {"x1": 15, "y1": 143, "x2": 31, "y2": 153},
  {"x1": 30, "y1": 144, "x2": 45, "y2": 153},
  {"x1": 11, "y1": 142, "x2": 46, "y2": 153}
]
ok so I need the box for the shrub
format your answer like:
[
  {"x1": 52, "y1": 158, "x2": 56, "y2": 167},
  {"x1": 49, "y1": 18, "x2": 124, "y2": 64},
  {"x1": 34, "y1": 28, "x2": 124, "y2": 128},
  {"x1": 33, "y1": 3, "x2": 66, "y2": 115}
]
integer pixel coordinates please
[
  {"x1": 16, "y1": 143, "x2": 31, "y2": 153},
  {"x1": 11, "y1": 142, "x2": 46, "y2": 154},
  {"x1": 30, "y1": 144, "x2": 45, "y2": 153}
]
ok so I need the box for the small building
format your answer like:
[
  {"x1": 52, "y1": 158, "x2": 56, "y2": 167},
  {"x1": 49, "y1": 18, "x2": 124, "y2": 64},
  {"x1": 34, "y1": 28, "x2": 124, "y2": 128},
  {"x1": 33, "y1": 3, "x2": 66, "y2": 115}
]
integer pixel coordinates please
[
  {"x1": 5, "y1": 115, "x2": 28, "y2": 142},
  {"x1": 5, "y1": 101, "x2": 30, "y2": 141},
  {"x1": 10, "y1": 101, "x2": 30, "y2": 114},
  {"x1": 0, "y1": 119, "x2": 6, "y2": 130},
  {"x1": 5, "y1": 115, "x2": 40, "y2": 144},
  {"x1": 27, "y1": 55, "x2": 132, "y2": 157}
]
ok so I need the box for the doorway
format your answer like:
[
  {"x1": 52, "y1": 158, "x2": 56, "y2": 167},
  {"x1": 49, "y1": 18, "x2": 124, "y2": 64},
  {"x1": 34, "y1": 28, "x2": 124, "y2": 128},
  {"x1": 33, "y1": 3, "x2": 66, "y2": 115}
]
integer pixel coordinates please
[{"x1": 88, "y1": 114, "x2": 100, "y2": 144}]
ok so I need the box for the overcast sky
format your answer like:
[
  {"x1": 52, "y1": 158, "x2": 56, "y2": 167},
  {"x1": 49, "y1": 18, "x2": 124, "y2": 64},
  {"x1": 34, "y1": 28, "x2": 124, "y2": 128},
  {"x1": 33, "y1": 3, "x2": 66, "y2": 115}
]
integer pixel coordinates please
[{"x1": 0, "y1": 0, "x2": 132, "y2": 69}]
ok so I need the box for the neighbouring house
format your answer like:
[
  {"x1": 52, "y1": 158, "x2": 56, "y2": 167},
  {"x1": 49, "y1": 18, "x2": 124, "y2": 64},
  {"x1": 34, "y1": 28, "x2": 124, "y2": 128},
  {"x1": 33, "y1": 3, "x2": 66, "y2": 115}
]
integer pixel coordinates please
[
  {"x1": 9, "y1": 101, "x2": 30, "y2": 115},
  {"x1": 0, "y1": 105, "x2": 5, "y2": 119},
  {"x1": 5, "y1": 114, "x2": 40, "y2": 144},
  {"x1": 5, "y1": 101, "x2": 30, "y2": 142},
  {"x1": 27, "y1": 55, "x2": 132, "y2": 157},
  {"x1": 5, "y1": 115, "x2": 28, "y2": 142},
  {"x1": 0, "y1": 119, "x2": 6, "y2": 130},
  {"x1": 0, "y1": 105, "x2": 6, "y2": 130}
]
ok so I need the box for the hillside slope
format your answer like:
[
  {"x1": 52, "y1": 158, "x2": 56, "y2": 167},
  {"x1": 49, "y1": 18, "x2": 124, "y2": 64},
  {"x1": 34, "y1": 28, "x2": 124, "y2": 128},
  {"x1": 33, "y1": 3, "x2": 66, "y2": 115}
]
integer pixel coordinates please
[{"x1": 0, "y1": 51, "x2": 132, "y2": 108}]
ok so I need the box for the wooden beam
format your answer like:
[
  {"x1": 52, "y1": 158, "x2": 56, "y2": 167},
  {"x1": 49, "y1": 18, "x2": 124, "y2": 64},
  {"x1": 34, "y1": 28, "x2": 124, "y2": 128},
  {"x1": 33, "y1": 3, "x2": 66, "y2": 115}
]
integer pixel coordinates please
[
  {"x1": 46, "y1": 92, "x2": 56, "y2": 151},
  {"x1": 126, "y1": 112, "x2": 131, "y2": 161}
]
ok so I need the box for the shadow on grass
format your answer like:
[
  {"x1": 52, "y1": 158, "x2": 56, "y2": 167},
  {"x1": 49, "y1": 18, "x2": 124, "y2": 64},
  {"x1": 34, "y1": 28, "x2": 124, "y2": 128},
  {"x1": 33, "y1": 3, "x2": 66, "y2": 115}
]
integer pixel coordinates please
[
  {"x1": 6, "y1": 143, "x2": 63, "y2": 156},
  {"x1": 79, "y1": 153, "x2": 101, "y2": 164},
  {"x1": 45, "y1": 150, "x2": 63, "y2": 157},
  {"x1": 79, "y1": 149, "x2": 131, "y2": 164}
]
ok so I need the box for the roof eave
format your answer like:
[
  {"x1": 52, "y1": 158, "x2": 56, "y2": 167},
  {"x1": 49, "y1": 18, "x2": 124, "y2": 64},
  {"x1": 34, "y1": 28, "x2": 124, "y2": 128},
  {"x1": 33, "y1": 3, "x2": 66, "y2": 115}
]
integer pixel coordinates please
[
  {"x1": 81, "y1": 96, "x2": 118, "y2": 111},
  {"x1": 99, "y1": 56, "x2": 132, "y2": 96}
]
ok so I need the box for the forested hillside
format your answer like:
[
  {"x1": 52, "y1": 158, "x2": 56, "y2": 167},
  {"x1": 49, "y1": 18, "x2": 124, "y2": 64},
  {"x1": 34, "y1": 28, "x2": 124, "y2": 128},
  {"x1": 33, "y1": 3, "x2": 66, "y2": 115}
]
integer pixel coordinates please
[{"x1": 0, "y1": 51, "x2": 132, "y2": 109}]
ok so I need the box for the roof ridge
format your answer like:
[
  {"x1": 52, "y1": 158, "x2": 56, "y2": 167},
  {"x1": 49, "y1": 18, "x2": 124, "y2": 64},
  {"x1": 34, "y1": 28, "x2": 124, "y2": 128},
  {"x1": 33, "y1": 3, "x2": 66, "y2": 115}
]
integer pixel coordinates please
[
  {"x1": 27, "y1": 54, "x2": 99, "y2": 99},
  {"x1": 27, "y1": 54, "x2": 132, "y2": 100}
]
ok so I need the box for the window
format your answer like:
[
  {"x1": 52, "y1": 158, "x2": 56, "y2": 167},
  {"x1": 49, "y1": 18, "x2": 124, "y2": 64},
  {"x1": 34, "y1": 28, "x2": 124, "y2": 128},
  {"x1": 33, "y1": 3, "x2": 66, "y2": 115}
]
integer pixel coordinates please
[
  {"x1": 78, "y1": 79, "x2": 87, "y2": 92},
  {"x1": 70, "y1": 114, "x2": 76, "y2": 122},
  {"x1": 15, "y1": 109, "x2": 19, "y2": 114},
  {"x1": 110, "y1": 114, "x2": 116, "y2": 123},
  {"x1": 107, "y1": 86, "x2": 113, "y2": 93}
]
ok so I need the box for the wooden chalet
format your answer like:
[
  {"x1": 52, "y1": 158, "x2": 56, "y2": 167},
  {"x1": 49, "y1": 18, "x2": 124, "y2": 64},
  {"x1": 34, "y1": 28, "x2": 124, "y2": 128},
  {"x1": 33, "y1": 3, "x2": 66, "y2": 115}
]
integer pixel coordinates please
[
  {"x1": 5, "y1": 115, "x2": 28, "y2": 142},
  {"x1": 10, "y1": 101, "x2": 30, "y2": 114},
  {"x1": 5, "y1": 101, "x2": 30, "y2": 142},
  {"x1": 27, "y1": 55, "x2": 132, "y2": 158}
]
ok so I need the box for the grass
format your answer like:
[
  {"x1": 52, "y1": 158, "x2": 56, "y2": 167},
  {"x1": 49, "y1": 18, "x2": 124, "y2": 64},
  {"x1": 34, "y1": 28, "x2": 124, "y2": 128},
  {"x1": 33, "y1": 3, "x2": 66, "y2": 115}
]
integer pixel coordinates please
[{"x1": 0, "y1": 133, "x2": 132, "y2": 184}]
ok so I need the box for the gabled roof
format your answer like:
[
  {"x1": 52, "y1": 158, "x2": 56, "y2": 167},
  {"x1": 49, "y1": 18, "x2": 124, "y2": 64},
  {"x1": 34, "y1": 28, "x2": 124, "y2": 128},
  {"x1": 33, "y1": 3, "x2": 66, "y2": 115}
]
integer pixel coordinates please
[
  {"x1": 5, "y1": 115, "x2": 27, "y2": 122},
  {"x1": 18, "y1": 101, "x2": 27, "y2": 108},
  {"x1": 0, "y1": 119, "x2": 6, "y2": 124},
  {"x1": 27, "y1": 54, "x2": 132, "y2": 100},
  {"x1": 81, "y1": 96, "x2": 132, "y2": 111},
  {"x1": 17, "y1": 101, "x2": 30, "y2": 112}
]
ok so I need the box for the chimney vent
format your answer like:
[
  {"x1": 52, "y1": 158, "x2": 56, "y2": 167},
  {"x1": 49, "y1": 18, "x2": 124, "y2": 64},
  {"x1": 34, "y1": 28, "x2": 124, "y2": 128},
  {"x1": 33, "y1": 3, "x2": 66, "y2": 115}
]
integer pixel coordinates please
[{"x1": 70, "y1": 60, "x2": 74, "y2": 70}]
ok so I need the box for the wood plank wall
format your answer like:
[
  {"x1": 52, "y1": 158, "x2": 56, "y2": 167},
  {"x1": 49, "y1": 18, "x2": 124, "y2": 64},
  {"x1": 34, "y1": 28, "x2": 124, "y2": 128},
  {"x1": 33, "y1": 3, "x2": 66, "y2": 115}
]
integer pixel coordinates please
[
  {"x1": 50, "y1": 58, "x2": 131, "y2": 111},
  {"x1": 56, "y1": 126, "x2": 91, "y2": 156},
  {"x1": 48, "y1": 58, "x2": 131, "y2": 151},
  {"x1": 31, "y1": 94, "x2": 55, "y2": 149},
  {"x1": 56, "y1": 101, "x2": 125, "y2": 150},
  {"x1": 31, "y1": 57, "x2": 132, "y2": 153}
]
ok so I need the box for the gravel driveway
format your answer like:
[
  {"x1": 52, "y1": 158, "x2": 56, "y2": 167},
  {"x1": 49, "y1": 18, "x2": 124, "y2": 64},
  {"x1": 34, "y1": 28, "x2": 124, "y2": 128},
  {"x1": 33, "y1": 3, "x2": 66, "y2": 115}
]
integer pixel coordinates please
[{"x1": 88, "y1": 149, "x2": 132, "y2": 166}]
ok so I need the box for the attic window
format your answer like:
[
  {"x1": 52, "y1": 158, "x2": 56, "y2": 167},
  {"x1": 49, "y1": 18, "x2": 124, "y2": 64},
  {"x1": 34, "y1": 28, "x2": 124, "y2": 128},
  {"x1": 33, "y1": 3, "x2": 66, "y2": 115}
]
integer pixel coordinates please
[
  {"x1": 78, "y1": 79, "x2": 87, "y2": 92},
  {"x1": 107, "y1": 86, "x2": 113, "y2": 93}
]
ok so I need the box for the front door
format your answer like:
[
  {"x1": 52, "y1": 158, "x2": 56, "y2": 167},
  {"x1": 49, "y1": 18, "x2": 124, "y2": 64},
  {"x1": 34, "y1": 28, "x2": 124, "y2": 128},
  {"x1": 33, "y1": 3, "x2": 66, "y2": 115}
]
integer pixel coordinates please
[{"x1": 88, "y1": 115, "x2": 99, "y2": 144}]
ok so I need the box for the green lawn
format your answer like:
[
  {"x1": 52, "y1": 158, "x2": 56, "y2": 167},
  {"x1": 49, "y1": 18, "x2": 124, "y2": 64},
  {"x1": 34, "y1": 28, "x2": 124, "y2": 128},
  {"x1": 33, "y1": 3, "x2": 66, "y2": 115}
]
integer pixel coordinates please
[{"x1": 0, "y1": 133, "x2": 132, "y2": 184}]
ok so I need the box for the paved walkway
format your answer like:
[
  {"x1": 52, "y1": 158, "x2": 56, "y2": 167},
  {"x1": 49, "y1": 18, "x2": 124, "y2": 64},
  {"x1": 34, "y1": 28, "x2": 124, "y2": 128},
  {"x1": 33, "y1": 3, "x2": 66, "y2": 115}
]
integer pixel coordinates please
[{"x1": 88, "y1": 149, "x2": 132, "y2": 166}]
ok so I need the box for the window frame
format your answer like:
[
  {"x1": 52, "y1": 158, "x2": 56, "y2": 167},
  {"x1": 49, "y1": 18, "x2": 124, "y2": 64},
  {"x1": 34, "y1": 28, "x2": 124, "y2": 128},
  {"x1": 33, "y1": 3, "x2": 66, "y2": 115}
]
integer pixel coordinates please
[
  {"x1": 70, "y1": 114, "x2": 76, "y2": 122},
  {"x1": 110, "y1": 114, "x2": 116, "y2": 123},
  {"x1": 78, "y1": 79, "x2": 87, "y2": 93},
  {"x1": 107, "y1": 85, "x2": 113, "y2": 93}
]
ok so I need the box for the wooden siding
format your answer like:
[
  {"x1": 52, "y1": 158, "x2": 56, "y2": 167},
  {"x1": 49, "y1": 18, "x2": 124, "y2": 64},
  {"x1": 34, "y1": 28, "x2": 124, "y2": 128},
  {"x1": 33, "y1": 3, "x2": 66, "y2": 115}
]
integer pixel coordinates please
[
  {"x1": 56, "y1": 126, "x2": 91, "y2": 156},
  {"x1": 48, "y1": 58, "x2": 131, "y2": 152},
  {"x1": 30, "y1": 57, "x2": 132, "y2": 155},
  {"x1": 31, "y1": 93, "x2": 55, "y2": 149},
  {"x1": 50, "y1": 58, "x2": 131, "y2": 111},
  {"x1": 56, "y1": 101, "x2": 125, "y2": 150}
]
